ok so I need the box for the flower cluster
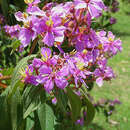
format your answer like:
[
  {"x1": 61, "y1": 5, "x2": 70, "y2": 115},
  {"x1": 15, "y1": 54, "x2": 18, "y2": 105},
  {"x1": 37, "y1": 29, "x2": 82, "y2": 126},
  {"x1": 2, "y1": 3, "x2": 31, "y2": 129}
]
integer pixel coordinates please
[
  {"x1": 5, "y1": 0, "x2": 122, "y2": 93},
  {"x1": 4, "y1": 0, "x2": 105, "y2": 49}
]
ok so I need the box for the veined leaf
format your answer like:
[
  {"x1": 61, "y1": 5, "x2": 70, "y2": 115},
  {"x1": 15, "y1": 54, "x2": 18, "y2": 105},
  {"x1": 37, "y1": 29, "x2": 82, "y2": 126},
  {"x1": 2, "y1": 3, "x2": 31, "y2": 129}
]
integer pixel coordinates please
[
  {"x1": 11, "y1": 40, "x2": 21, "y2": 54},
  {"x1": 23, "y1": 86, "x2": 46, "y2": 119},
  {"x1": 66, "y1": 87, "x2": 82, "y2": 121},
  {"x1": 0, "y1": 87, "x2": 12, "y2": 130},
  {"x1": 8, "y1": 55, "x2": 36, "y2": 98},
  {"x1": 10, "y1": 89, "x2": 23, "y2": 130},
  {"x1": 54, "y1": 89, "x2": 68, "y2": 113},
  {"x1": 80, "y1": 88, "x2": 95, "y2": 125},
  {"x1": 84, "y1": 96, "x2": 95, "y2": 125},
  {"x1": 38, "y1": 103, "x2": 55, "y2": 130}
]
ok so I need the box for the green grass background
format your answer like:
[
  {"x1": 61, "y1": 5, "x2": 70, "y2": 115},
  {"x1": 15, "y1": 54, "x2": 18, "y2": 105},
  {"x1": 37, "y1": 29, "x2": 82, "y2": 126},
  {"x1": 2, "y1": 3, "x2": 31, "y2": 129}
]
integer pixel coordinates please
[{"x1": 89, "y1": 1, "x2": 130, "y2": 130}]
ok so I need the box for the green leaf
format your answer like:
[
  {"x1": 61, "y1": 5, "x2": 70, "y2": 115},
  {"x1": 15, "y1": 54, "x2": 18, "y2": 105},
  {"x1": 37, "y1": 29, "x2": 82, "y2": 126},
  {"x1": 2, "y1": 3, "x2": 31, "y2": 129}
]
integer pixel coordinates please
[
  {"x1": 84, "y1": 96, "x2": 95, "y2": 125},
  {"x1": 0, "y1": 87, "x2": 12, "y2": 130},
  {"x1": 66, "y1": 87, "x2": 82, "y2": 121},
  {"x1": 1, "y1": 67, "x2": 14, "y2": 76},
  {"x1": 8, "y1": 55, "x2": 36, "y2": 98},
  {"x1": 11, "y1": 40, "x2": 21, "y2": 54},
  {"x1": 23, "y1": 86, "x2": 45, "y2": 119},
  {"x1": 25, "y1": 113, "x2": 35, "y2": 130},
  {"x1": 1, "y1": 0, "x2": 9, "y2": 18},
  {"x1": 80, "y1": 88, "x2": 95, "y2": 125},
  {"x1": 10, "y1": 89, "x2": 23, "y2": 130},
  {"x1": 54, "y1": 89, "x2": 68, "y2": 113},
  {"x1": 38, "y1": 103, "x2": 55, "y2": 130}
]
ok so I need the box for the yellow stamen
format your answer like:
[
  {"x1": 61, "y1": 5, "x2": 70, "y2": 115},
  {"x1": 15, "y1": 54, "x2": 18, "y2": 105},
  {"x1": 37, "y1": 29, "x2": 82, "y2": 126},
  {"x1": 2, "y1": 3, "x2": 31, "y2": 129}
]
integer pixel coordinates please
[
  {"x1": 76, "y1": 61, "x2": 85, "y2": 70},
  {"x1": 46, "y1": 17, "x2": 54, "y2": 27},
  {"x1": 82, "y1": 49, "x2": 88, "y2": 55},
  {"x1": 96, "y1": 32, "x2": 100, "y2": 35},
  {"x1": 98, "y1": 44, "x2": 103, "y2": 50},
  {"x1": 19, "y1": 68, "x2": 26, "y2": 78},
  {"x1": 61, "y1": 17, "x2": 70, "y2": 25},
  {"x1": 24, "y1": 0, "x2": 33, "y2": 4},
  {"x1": 70, "y1": 49, "x2": 77, "y2": 55},
  {"x1": 23, "y1": 12, "x2": 28, "y2": 19},
  {"x1": 41, "y1": 51, "x2": 51, "y2": 62},
  {"x1": 24, "y1": 21, "x2": 30, "y2": 28},
  {"x1": 108, "y1": 37, "x2": 114, "y2": 42}
]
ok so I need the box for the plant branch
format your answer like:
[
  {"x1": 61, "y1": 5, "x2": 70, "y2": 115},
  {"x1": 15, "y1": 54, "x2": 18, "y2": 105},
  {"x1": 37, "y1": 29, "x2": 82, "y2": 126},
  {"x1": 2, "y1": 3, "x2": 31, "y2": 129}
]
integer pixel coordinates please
[
  {"x1": 29, "y1": 37, "x2": 39, "y2": 55},
  {"x1": 0, "y1": 82, "x2": 7, "y2": 88},
  {"x1": 0, "y1": 75, "x2": 11, "y2": 80}
]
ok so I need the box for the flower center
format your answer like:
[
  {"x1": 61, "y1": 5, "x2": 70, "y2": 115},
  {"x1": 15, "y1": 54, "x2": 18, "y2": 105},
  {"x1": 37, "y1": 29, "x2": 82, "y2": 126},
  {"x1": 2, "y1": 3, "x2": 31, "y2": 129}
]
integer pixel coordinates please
[
  {"x1": 46, "y1": 17, "x2": 54, "y2": 27},
  {"x1": 108, "y1": 37, "x2": 114, "y2": 42},
  {"x1": 24, "y1": 0, "x2": 33, "y2": 4}
]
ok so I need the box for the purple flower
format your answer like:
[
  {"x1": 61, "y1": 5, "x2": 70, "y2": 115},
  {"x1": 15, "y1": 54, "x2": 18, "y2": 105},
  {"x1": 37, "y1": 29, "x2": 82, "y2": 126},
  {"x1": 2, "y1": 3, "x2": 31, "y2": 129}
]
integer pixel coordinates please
[
  {"x1": 19, "y1": 27, "x2": 36, "y2": 47},
  {"x1": 37, "y1": 65, "x2": 68, "y2": 93},
  {"x1": 104, "y1": 31, "x2": 122, "y2": 55},
  {"x1": 4, "y1": 25, "x2": 21, "y2": 38},
  {"x1": 15, "y1": 11, "x2": 28, "y2": 22},
  {"x1": 74, "y1": 0, "x2": 105, "y2": 18},
  {"x1": 96, "y1": 77, "x2": 103, "y2": 87},
  {"x1": 52, "y1": 97, "x2": 57, "y2": 105},
  {"x1": 32, "y1": 58, "x2": 43, "y2": 68},
  {"x1": 18, "y1": 16, "x2": 38, "y2": 47},
  {"x1": 76, "y1": 117, "x2": 84, "y2": 126},
  {"x1": 26, "y1": 6, "x2": 45, "y2": 16},
  {"x1": 110, "y1": 17, "x2": 117, "y2": 24},
  {"x1": 34, "y1": 48, "x2": 68, "y2": 93},
  {"x1": 33, "y1": 14, "x2": 66, "y2": 47},
  {"x1": 94, "y1": 66, "x2": 115, "y2": 87},
  {"x1": 21, "y1": 65, "x2": 38, "y2": 86},
  {"x1": 0, "y1": 14, "x2": 5, "y2": 24}
]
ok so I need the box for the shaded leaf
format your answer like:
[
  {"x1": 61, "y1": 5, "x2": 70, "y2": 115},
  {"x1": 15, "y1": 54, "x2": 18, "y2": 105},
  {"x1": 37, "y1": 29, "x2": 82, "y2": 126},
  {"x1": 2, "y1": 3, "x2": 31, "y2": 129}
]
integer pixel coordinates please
[
  {"x1": 54, "y1": 89, "x2": 68, "y2": 113},
  {"x1": 10, "y1": 89, "x2": 23, "y2": 130},
  {"x1": 38, "y1": 103, "x2": 55, "y2": 130},
  {"x1": 80, "y1": 88, "x2": 95, "y2": 125},
  {"x1": 0, "y1": 87, "x2": 12, "y2": 130},
  {"x1": 8, "y1": 55, "x2": 36, "y2": 98},
  {"x1": 1, "y1": 0, "x2": 9, "y2": 18},
  {"x1": 23, "y1": 86, "x2": 45, "y2": 119},
  {"x1": 66, "y1": 87, "x2": 82, "y2": 121},
  {"x1": 84, "y1": 96, "x2": 95, "y2": 125}
]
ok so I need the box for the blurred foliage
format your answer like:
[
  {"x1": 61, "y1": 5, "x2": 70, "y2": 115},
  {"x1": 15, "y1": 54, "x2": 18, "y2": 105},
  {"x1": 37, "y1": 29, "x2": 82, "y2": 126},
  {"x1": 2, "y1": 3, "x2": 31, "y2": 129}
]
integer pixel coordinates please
[
  {"x1": 122, "y1": 0, "x2": 130, "y2": 3},
  {"x1": 0, "y1": 27, "x2": 20, "y2": 68}
]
